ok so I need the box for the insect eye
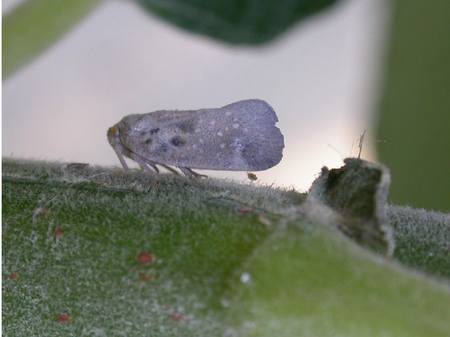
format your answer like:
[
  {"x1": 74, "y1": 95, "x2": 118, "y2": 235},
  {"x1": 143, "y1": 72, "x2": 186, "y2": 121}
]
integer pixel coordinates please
[{"x1": 108, "y1": 126, "x2": 119, "y2": 137}]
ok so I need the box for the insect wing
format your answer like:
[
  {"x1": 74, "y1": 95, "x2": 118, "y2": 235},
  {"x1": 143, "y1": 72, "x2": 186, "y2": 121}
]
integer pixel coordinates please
[
  {"x1": 118, "y1": 99, "x2": 284, "y2": 171},
  {"x1": 192, "y1": 99, "x2": 284, "y2": 171}
]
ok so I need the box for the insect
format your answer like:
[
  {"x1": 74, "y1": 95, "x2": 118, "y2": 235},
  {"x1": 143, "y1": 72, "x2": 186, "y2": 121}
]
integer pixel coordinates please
[{"x1": 107, "y1": 99, "x2": 284, "y2": 181}]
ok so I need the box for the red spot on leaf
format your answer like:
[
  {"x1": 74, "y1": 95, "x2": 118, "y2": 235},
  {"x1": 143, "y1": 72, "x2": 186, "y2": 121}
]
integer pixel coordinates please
[
  {"x1": 57, "y1": 314, "x2": 71, "y2": 322},
  {"x1": 168, "y1": 313, "x2": 185, "y2": 321},
  {"x1": 10, "y1": 273, "x2": 19, "y2": 279},
  {"x1": 37, "y1": 208, "x2": 51, "y2": 214},
  {"x1": 138, "y1": 252, "x2": 155, "y2": 265},
  {"x1": 54, "y1": 229, "x2": 64, "y2": 238}
]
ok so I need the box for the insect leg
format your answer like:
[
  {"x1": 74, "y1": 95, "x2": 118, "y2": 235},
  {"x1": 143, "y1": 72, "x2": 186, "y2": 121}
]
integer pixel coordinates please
[
  {"x1": 158, "y1": 164, "x2": 180, "y2": 175},
  {"x1": 130, "y1": 153, "x2": 159, "y2": 182},
  {"x1": 178, "y1": 167, "x2": 208, "y2": 181},
  {"x1": 150, "y1": 164, "x2": 159, "y2": 173},
  {"x1": 111, "y1": 144, "x2": 130, "y2": 173}
]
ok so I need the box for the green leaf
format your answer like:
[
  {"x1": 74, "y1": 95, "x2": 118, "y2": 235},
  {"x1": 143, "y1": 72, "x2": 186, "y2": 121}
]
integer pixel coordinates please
[
  {"x1": 229, "y1": 224, "x2": 450, "y2": 336},
  {"x1": 376, "y1": 0, "x2": 450, "y2": 212},
  {"x1": 2, "y1": 0, "x2": 104, "y2": 79},
  {"x1": 3, "y1": 158, "x2": 450, "y2": 336},
  {"x1": 136, "y1": 0, "x2": 340, "y2": 44},
  {"x1": 389, "y1": 206, "x2": 450, "y2": 279}
]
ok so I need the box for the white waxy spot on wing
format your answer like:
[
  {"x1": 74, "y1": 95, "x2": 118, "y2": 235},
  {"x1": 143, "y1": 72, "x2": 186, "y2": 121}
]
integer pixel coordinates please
[
  {"x1": 233, "y1": 123, "x2": 239, "y2": 129},
  {"x1": 220, "y1": 143, "x2": 226, "y2": 149},
  {"x1": 210, "y1": 120, "x2": 216, "y2": 126},
  {"x1": 217, "y1": 131, "x2": 223, "y2": 137}
]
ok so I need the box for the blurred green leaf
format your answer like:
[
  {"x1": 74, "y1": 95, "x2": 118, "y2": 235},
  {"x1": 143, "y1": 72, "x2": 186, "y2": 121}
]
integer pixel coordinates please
[
  {"x1": 376, "y1": 0, "x2": 450, "y2": 212},
  {"x1": 2, "y1": 0, "x2": 105, "y2": 79},
  {"x1": 136, "y1": 0, "x2": 340, "y2": 44}
]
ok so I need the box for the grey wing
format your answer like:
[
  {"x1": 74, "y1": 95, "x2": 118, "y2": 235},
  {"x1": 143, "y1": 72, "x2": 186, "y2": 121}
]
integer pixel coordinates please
[
  {"x1": 222, "y1": 99, "x2": 285, "y2": 170},
  {"x1": 186, "y1": 99, "x2": 284, "y2": 171},
  {"x1": 125, "y1": 100, "x2": 284, "y2": 171}
]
